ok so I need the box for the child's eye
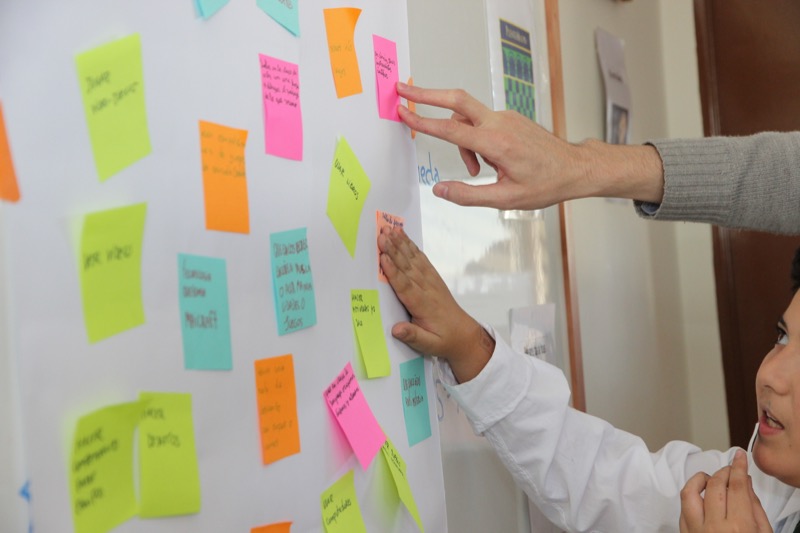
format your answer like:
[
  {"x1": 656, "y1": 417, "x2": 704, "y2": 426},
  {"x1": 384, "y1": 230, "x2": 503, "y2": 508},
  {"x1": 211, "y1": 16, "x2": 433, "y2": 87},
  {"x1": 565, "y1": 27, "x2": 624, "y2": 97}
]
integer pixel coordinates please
[{"x1": 777, "y1": 326, "x2": 789, "y2": 346}]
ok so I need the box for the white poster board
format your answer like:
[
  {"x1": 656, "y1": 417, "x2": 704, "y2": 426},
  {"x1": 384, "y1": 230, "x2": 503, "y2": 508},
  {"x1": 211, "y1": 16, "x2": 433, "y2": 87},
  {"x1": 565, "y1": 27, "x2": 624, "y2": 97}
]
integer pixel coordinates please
[{"x1": 0, "y1": 1, "x2": 446, "y2": 532}]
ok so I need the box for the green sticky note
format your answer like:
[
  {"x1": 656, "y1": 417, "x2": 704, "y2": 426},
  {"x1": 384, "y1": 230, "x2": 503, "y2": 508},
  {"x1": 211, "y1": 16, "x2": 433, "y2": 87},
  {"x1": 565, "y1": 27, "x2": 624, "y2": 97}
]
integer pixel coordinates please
[
  {"x1": 69, "y1": 401, "x2": 143, "y2": 533},
  {"x1": 76, "y1": 33, "x2": 151, "y2": 181},
  {"x1": 138, "y1": 392, "x2": 201, "y2": 517},
  {"x1": 326, "y1": 137, "x2": 371, "y2": 257},
  {"x1": 79, "y1": 203, "x2": 147, "y2": 343},
  {"x1": 351, "y1": 289, "x2": 391, "y2": 378},
  {"x1": 381, "y1": 438, "x2": 424, "y2": 532},
  {"x1": 321, "y1": 470, "x2": 367, "y2": 533}
]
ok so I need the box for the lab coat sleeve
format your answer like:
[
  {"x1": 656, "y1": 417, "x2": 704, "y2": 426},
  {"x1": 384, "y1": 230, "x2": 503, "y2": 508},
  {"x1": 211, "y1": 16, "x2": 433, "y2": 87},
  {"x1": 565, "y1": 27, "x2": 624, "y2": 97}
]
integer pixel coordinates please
[{"x1": 436, "y1": 327, "x2": 735, "y2": 533}]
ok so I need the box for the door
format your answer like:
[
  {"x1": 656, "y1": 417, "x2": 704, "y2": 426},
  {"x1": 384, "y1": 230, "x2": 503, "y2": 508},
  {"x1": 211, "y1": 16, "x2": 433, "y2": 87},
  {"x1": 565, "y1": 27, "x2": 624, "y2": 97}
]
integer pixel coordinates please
[{"x1": 694, "y1": 0, "x2": 800, "y2": 447}]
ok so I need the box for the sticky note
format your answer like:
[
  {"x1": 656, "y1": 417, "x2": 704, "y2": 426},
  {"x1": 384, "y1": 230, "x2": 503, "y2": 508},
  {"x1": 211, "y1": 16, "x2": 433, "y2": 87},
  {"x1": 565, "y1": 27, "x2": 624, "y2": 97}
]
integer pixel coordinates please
[
  {"x1": 178, "y1": 254, "x2": 233, "y2": 370},
  {"x1": 79, "y1": 203, "x2": 147, "y2": 343},
  {"x1": 399, "y1": 358, "x2": 432, "y2": 446},
  {"x1": 270, "y1": 228, "x2": 317, "y2": 335},
  {"x1": 376, "y1": 211, "x2": 404, "y2": 282},
  {"x1": 255, "y1": 354, "x2": 301, "y2": 464},
  {"x1": 323, "y1": 8, "x2": 362, "y2": 98},
  {"x1": 196, "y1": 0, "x2": 230, "y2": 19},
  {"x1": 326, "y1": 137, "x2": 371, "y2": 258},
  {"x1": 256, "y1": 0, "x2": 300, "y2": 36},
  {"x1": 75, "y1": 34, "x2": 151, "y2": 181},
  {"x1": 407, "y1": 77, "x2": 416, "y2": 139},
  {"x1": 259, "y1": 55, "x2": 302, "y2": 161},
  {"x1": 351, "y1": 289, "x2": 391, "y2": 378},
  {"x1": 321, "y1": 470, "x2": 367, "y2": 533},
  {"x1": 323, "y1": 362, "x2": 385, "y2": 470},
  {"x1": 199, "y1": 120, "x2": 250, "y2": 233},
  {"x1": 0, "y1": 102, "x2": 20, "y2": 202},
  {"x1": 138, "y1": 392, "x2": 201, "y2": 517},
  {"x1": 70, "y1": 401, "x2": 143, "y2": 533},
  {"x1": 381, "y1": 437, "x2": 424, "y2": 532},
  {"x1": 373, "y1": 36, "x2": 400, "y2": 121},
  {"x1": 252, "y1": 522, "x2": 292, "y2": 533}
]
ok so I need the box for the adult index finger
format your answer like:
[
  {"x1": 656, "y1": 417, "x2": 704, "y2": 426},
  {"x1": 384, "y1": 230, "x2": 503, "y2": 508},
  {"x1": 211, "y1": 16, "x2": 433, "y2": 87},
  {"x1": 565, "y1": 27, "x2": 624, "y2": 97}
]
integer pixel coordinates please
[{"x1": 397, "y1": 83, "x2": 491, "y2": 126}]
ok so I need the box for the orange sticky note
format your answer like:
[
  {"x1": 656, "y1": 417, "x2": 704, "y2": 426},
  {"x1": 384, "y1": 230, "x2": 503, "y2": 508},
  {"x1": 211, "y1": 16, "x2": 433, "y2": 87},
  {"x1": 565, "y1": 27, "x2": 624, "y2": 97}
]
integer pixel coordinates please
[
  {"x1": 323, "y1": 8, "x2": 363, "y2": 98},
  {"x1": 252, "y1": 522, "x2": 292, "y2": 533},
  {"x1": 199, "y1": 120, "x2": 250, "y2": 234},
  {"x1": 407, "y1": 77, "x2": 416, "y2": 139},
  {"x1": 376, "y1": 211, "x2": 404, "y2": 283},
  {"x1": 0, "y1": 102, "x2": 20, "y2": 202},
  {"x1": 255, "y1": 354, "x2": 300, "y2": 464}
]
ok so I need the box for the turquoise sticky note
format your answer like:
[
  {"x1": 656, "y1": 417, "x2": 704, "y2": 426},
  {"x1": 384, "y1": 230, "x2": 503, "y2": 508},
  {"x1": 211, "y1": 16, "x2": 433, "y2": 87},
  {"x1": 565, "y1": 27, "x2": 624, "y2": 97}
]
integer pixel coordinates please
[
  {"x1": 196, "y1": 0, "x2": 230, "y2": 19},
  {"x1": 256, "y1": 0, "x2": 300, "y2": 36},
  {"x1": 178, "y1": 254, "x2": 232, "y2": 370},
  {"x1": 399, "y1": 357, "x2": 432, "y2": 446},
  {"x1": 270, "y1": 228, "x2": 317, "y2": 335}
]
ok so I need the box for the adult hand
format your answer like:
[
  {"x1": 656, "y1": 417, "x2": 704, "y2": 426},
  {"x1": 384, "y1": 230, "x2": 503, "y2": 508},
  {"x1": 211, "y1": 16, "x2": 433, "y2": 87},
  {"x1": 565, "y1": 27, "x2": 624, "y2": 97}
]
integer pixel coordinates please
[
  {"x1": 679, "y1": 450, "x2": 772, "y2": 533},
  {"x1": 377, "y1": 226, "x2": 494, "y2": 383},
  {"x1": 396, "y1": 82, "x2": 664, "y2": 210}
]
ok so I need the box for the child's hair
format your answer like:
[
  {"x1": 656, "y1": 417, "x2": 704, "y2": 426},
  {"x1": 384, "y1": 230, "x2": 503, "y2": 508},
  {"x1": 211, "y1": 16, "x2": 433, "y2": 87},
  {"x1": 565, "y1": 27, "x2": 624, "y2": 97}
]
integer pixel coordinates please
[{"x1": 792, "y1": 247, "x2": 800, "y2": 294}]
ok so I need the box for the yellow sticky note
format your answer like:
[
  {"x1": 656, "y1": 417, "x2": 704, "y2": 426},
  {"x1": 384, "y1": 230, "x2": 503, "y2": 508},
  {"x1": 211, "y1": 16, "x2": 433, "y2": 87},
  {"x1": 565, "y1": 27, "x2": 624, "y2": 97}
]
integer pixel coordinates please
[
  {"x1": 69, "y1": 401, "x2": 143, "y2": 533},
  {"x1": 323, "y1": 8, "x2": 363, "y2": 98},
  {"x1": 0, "y1": 102, "x2": 20, "y2": 202},
  {"x1": 138, "y1": 392, "x2": 201, "y2": 517},
  {"x1": 75, "y1": 34, "x2": 151, "y2": 181},
  {"x1": 252, "y1": 522, "x2": 292, "y2": 533},
  {"x1": 351, "y1": 289, "x2": 391, "y2": 378},
  {"x1": 326, "y1": 137, "x2": 371, "y2": 257},
  {"x1": 321, "y1": 470, "x2": 367, "y2": 533},
  {"x1": 381, "y1": 438, "x2": 424, "y2": 532},
  {"x1": 200, "y1": 120, "x2": 250, "y2": 234},
  {"x1": 79, "y1": 203, "x2": 147, "y2": 343}
]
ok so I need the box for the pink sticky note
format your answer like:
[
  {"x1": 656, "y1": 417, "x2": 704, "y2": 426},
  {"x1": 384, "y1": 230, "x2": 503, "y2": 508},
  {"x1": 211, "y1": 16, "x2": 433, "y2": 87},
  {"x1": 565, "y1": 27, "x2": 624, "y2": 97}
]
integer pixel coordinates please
[
  {"x1": 260, "y1": 54, "x2": 302, "y2": 161},
  {"x1": 324, "y1": 362, "x2": 385, "y2": 470},
  {"x1": 372, "y1": 35, "x2": 400, "y2": 122},
  {"x1": 376, "y1": 210, "x2": 404, "y2": 283}
]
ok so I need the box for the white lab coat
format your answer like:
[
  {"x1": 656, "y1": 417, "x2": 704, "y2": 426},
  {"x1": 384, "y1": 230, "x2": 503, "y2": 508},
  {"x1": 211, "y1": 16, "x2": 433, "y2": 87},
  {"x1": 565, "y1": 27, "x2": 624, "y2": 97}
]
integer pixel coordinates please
[{"x1": 436, "y1": 327, "x2": 800, "y2": 532}]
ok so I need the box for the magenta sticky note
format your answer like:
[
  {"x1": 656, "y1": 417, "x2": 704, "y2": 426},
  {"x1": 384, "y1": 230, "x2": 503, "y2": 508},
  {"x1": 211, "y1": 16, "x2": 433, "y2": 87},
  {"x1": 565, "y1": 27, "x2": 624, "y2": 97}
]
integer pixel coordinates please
[
  {"x1": 373, "y1": 35, "x2": 400, "y2": 122},
  {"x1": 324, "y1": 362, "x2": 386, "y2": 470},
  {"x1": 259, "y1": 54, "x2": 303, "y2": 161}
]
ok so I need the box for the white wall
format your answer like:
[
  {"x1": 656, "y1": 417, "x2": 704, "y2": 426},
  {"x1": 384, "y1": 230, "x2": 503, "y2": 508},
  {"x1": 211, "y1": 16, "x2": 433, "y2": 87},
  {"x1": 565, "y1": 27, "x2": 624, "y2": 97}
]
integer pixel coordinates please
[{"x1": 559, "y1": 0, "x2": 729, "y2": 451}]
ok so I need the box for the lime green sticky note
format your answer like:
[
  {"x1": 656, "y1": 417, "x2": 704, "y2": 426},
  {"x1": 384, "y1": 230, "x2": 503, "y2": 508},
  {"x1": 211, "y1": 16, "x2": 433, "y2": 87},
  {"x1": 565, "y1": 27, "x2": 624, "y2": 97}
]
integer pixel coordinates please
[
  {"x1": 76, "y1": 33, "x2": 151, "y2": 181},
  {"x1": 69, "y1": 401, "x2": 143, "y2": 533},
  {"x1": 138, "y1": 392, "x2": 201, "y2": 517},
  {"x1": 79, "y1": 203, "x2": 147, "y2": 343},
  {"x1": 321, "y1": 470, "x2": 367, "y2": 533},
  {"x1": 381, "y1": 438, "x2": 424, "y2": 532},
  {"x1": 326, "y1": 137, "x2": 371, "y2": 257},
  {"x1": 351, "y1": 289, "x2": 391, "y2": 378}
]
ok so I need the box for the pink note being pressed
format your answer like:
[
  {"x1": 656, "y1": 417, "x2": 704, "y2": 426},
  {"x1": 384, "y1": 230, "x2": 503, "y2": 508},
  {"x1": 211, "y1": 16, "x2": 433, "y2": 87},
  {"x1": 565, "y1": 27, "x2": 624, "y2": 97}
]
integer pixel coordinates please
[
  {"x1": 372, "y1": 35, "x2": 400, "y2": 122},
  {"x1": 323, "y1": 362, "x2": 385, "y2": 470},
  {"x1": 259, "y1": 54, "x2": 302, "y2": 161}
]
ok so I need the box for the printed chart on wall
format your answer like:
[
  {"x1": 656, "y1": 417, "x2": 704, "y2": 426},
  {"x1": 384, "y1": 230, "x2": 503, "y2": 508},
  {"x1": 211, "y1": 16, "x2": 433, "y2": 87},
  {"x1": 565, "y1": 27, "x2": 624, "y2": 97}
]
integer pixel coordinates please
[{"x1": 0, "y1": 2, "x2": 446, "y2": 532}]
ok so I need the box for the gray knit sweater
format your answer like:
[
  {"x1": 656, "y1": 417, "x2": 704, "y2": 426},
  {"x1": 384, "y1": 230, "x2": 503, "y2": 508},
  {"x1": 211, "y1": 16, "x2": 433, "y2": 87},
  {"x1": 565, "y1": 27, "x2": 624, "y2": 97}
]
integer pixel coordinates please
[{"x1": 635, "y1": 132, "x2": 800, "y2": 235}]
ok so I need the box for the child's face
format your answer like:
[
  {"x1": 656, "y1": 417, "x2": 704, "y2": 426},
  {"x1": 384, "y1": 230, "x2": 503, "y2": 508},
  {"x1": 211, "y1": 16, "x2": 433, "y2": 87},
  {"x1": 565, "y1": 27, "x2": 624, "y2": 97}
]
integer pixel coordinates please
[{"x1": 753, "y1": 290, "x2": 800, "y2": 486}]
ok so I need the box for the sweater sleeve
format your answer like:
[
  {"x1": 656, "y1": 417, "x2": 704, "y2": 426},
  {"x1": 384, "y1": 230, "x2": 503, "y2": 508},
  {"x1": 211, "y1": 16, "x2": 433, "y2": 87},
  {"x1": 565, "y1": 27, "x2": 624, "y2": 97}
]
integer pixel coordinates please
[{"x1": 634, "y1": 132, "x2": 800, "y2": 235}]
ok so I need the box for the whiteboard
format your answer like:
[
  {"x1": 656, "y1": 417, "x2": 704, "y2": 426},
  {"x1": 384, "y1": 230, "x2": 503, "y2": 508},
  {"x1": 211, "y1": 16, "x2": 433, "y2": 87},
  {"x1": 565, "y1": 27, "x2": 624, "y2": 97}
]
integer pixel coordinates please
[{"x1": 0, "y1": 1, "x2": 446, "y2": 532}]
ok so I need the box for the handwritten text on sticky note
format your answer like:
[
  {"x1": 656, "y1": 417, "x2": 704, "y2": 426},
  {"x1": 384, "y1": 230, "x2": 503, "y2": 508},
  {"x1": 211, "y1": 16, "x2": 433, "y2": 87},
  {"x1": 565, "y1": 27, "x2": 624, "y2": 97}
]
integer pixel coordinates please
[
  {"x1": 323, "y1": 8, "x2": 362, "y2": 98},
  {"x1": 255, "y1": 354, "x2": 300, "y2": 464},
  {"x1": 323, "y1": 362, "x2": 385, "y2": 470},
  {"x1": 321, "y1": 470, "x2": 367, "y2": 533},
  {"x1": 351, "y1": 289, "x2": 391, "y2": 378},
  {"x1": 373, "y1": 35, "x2": 400, "y2": 121},
  {"x1": 326, "y1": 137, "x2": 371, "y2": 258},
  {"x1": 75, "y1": 34, "x2": 151, "y2": 181},
  {"x1": 256, "y1": 0, "x2": 300, "y2": 36},
  {"x1": 79, "y1": 203, "x2": 147, "y2": 343},
  {"x1": 270, "y1": 227, "x2": 317, "y2": 335},
  {"x1": 382, "y1": 437, "x2": 424, "y2": 532},
  {"x1": 200, "y1": 120, "x2": 250, "y2": 234},
  {"x1": 138, "y1": 392, "x2": 201, "y2": 517},
  {"x1": 260, "y1": 55, "x2": 302, "y2": 161},
  {"x1": 400, "y1": 357, "x2": 432, "y2": 447}
]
